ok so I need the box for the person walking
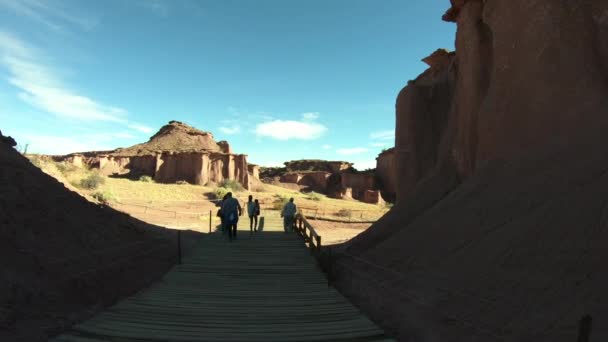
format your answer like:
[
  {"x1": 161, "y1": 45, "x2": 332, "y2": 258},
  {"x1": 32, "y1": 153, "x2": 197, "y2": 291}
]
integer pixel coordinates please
[
  {"x1": 281, "y1": 197, "x2": 297, "y2": 233},
  {"x1": 247, "y1": 195, "x2": 257, "y2": 233},
  {"x1": 221, "y1": 192, "x2": 242, "y2": 241},
  {"x1": 217, "y1": 193, "x2": 229, "y2": 234},
  {"x1": 254, "y1": 199, "x2": 260, "y2": 232}
]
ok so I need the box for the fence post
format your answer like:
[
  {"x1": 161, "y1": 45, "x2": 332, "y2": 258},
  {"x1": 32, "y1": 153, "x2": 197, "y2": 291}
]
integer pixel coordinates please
[
  {"x1": 578, "y1": 315, "x2": 592, "y2": 342},
  {"x1": 177, "y1": 230, "x2": 182, "y2": 265},
  {"x1": 209, "y1": 210, "x2": 212, "y2": 233},
  {"x1": 316, "y1": 235, "x2": 321, "y2": 254},
  {"x1": 328, "y1": 246, "x2": 332, "y2": 288}
]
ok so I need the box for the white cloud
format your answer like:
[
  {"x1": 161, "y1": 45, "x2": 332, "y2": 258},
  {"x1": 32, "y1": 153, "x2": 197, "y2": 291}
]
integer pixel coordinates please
[
  {"x1": 301, "y1": 112, "x2": 320, "y2": 121},
  {"x1": 128, "y1": 124, "x2": 154, "y2": 134},
  {"x1": 322, "y1": 144, "x2": 332, "y2": 149},
  {"x1": 219, "y1": 125, "x2": 241, "y2": 135},
  {"x1": 17, "y1": 130, "x2": 141, "y2": 155},
  {"x1": 352, "y1": 160, "x2": 376, "y2": 171},
  {"x1": 0, "y1": 31, "x2": 149, "y2": 134},
  {"x1": 370, "y1": 130, "x2": 395, "y2": 141},
  {"x1": 0, "y1": 0, "x2": 98, "y2": 31},
  {"x1": 370, "y1": 142, "x2": 388, "y2": 147},
  {"x1": 255, "y1": 120, "x2": 327, "y2": 140},
  {"x1": 336, "y1": 147, "x2": 369, "y2": 155}
]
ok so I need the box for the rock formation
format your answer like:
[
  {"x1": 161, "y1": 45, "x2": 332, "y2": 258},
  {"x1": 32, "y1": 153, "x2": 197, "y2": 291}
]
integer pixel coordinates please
[
  {"x1": 375, "y1": 147, "x2": 396, "y2": 202},
  {"x1": 54, "y1": 121, "x2": 258, "y2": 189},
  {"x1": 338, "y1": 1, "x2": 608, "y2": 341},
  {"x1": 263, "y1": 160, "x2": 385, "y2": 204}
]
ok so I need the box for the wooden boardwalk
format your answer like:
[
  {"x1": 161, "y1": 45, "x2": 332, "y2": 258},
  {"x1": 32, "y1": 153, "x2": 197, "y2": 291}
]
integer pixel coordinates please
[{"x1": 53, "y1": 213, "x2": 391, "y2": 341}]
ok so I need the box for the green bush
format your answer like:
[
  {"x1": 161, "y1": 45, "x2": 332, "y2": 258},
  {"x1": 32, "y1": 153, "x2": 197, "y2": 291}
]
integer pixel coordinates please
[
  {"x1": 306, "y1": 191, "x2": 323, "y2": 201},
  {"x1": 215, "y1": 187, "x2": 229, "y2": 200},
  {"x1": 220, "y1": 179, "x2": 244, "y2": 192},
  {"x1": 139, "y1": 175, "x2": 153, "y2": 182},
  {"x1": 79, "y1": 173, "x2": 106, "y2": 190},
  {"x1": 92, "y1": 190, "x2": 117, "y2": 204},
  {"x1": 273, "y1": 194, "x2": 290, "y2": 210}
]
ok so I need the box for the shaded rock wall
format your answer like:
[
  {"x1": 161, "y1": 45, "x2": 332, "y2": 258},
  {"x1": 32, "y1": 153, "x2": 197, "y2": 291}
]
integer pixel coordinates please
[
  {"x1": 248, "y1": 164, "x2": 260, "y2": 180},
  {"x1": 375, "y1": 148, "x2": 397, "y2": 202},
  {"x1": 340, "y1": 173, "x2": 376, "y2": 200},
  {"x1": 341, "y1": 1, "x2": 608, "y2": 341},
  {"x1": 395, "y1": 49, "x2": 456, "y2": 203}
]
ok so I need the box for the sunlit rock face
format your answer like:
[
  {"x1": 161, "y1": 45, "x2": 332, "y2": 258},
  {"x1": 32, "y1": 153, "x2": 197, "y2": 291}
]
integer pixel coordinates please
[{"x1": 52, "y1": 121, "x2": 256, "y2": 189}]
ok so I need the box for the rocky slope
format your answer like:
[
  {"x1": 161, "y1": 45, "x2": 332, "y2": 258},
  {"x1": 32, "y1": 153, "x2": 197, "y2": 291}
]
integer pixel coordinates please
[
  {"x1": 112, "y1": 120, "x2": 231, "y2": 156},
  {"x1": 55, "y1": 121, "x2": 255, "y2": 188},
  {"x1": 0, "y1": 130, "x2": 190, "y2": 341},
  {"x1": 337, "y1": 1, "x2": 608, "y2": 341}
]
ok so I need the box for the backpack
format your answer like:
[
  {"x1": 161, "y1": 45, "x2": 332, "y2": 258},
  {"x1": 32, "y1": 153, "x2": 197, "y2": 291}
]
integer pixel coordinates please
[{"x1": 226, "y1": 211, "x2": 238, "y2": 225}]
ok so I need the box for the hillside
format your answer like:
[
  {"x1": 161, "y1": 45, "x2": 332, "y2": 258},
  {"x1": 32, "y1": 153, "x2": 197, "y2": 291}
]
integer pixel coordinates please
[
  {"x1": 0, "y1": 130, "x2": 190, "y2": 341},
  {"x1": 111, "y1": 120, "x2": 230, "y2": 156}
]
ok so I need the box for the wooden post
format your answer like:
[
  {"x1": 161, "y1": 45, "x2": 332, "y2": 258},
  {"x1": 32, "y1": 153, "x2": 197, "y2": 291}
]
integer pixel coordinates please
[
  {"x1": 177, "y1": 230, "x2": 182, "y2": 265},
  {"x1": 328, "y1": 246, "x2": 332, "y2": 288},
  {"x1": 209, "y1": 210, "x2": 212, "y2": 233},
  {"x1": 578, "y1": 315, "x2": 592, "y2": 342},
  {"x1": 316, "y1": 236, "x2": 321, "y2": 253}
]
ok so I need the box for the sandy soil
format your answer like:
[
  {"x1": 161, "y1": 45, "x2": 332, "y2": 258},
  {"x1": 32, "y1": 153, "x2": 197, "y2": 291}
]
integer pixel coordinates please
[{"x1": 306, "y1": 219, "x2": 371, "y2": 245}]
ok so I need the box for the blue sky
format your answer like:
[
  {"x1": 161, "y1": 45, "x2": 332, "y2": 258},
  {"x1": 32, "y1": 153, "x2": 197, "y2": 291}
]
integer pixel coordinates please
[{"x1": 0, "y1": 0, "x2": 455, "y2": 169}]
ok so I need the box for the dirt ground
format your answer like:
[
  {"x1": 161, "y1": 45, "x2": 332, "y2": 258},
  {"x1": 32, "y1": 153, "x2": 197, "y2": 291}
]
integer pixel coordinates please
[{"x1": 306, "y1": 219, "x2": 372, "y2": 245}]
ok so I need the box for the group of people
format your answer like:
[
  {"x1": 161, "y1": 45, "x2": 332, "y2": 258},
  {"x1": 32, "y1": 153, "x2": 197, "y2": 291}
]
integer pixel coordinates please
[
  {"x1": 216, "y1": 194, "x2": 298, "y2": 239},
  {"x1": 217, "y1": 193, "x2": 261, "y2": 240}
]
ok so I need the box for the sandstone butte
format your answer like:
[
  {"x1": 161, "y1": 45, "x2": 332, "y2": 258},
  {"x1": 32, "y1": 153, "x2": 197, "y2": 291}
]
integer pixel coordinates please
[
  {"x1": 54, "y1": 120, "x2": 260, "y2": 190},
  {"x1": 261, "y1": 159, "x2": 386, "y2": 205},
  {"x1": 337, "y1": 1, "x2": 608, "y2": 341}
]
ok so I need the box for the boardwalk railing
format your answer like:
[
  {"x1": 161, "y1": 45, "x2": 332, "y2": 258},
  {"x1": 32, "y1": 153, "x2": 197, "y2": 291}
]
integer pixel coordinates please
[{"x1": 293, "y1": 212, "x2": 322, "y2": 255}]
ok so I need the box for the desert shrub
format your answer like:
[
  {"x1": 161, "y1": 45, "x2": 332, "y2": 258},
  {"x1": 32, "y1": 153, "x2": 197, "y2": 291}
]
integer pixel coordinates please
[
  {"x1": 92, "y1": 190, "x2": 118, "y2": 204},
  {"x1": 336, "y1": 208, "x2": 353, "y2": 218},
  {"x1": 55, "y1": 162, "x2": 78, "y2": 175},
  {"x1": 306, "y1": 191, "x2": 323, "y2": 201},
  {"x1": 79, "y1": 173, "x2": 105, "y2": 190},
  {"x1": 176, "y1": 180, "x2": 188, "y2": 185},
  {"x1": 28, "y1": 155, "x2": 43, "y2": 168},
  {"x1": 139, "y1": 175, "x2": 153, "y2": 183},
  {"x1": 215, "y1": 187, "x2": 230, "y2": 200},
  {"x1": 220, "y1": 179, "x2": 244, "y2": 192},
  {"x1": 273, "y1": 194, "x2": 290, "y2": 210}
]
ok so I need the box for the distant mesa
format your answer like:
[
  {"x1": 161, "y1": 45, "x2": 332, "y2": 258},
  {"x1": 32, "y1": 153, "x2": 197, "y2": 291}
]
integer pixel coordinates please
[
  {"x1": 54, "y1": 121, "x2": 257, "y2": 189},
  {"x1": 260, "y1": 159, "x2": 387, "y2": 205}
]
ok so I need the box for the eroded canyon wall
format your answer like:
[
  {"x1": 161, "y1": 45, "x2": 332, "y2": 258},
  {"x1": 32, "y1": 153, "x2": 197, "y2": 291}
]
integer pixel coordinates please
[
  {"x1": 375, "y1": 148, "x2": 396, "y2": 202},
  {"x1": 342, "y1": 1, "x2": 608, "y2": 340}
]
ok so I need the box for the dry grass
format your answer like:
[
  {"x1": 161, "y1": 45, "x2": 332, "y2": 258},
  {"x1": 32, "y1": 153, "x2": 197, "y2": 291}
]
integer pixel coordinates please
[{"x1": 29, "y1": 158, "x2": 387, "y2": 230}]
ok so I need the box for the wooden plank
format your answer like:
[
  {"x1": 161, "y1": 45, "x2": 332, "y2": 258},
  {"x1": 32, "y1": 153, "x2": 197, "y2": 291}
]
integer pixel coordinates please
[{"x1": 54, "y1": 213, "x2": 392, "y2": 341}]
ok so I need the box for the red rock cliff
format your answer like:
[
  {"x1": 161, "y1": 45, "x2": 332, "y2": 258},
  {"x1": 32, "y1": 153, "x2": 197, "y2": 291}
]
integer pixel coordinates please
[{"x1": 340, "y1": 1, "x2": 608, "y2": 341}]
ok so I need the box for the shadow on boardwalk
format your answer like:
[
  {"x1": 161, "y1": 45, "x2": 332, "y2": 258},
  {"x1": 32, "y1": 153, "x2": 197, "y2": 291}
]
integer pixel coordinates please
[{"x1": 53, "y1": 214, "x2": 391, "y2": 341}]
